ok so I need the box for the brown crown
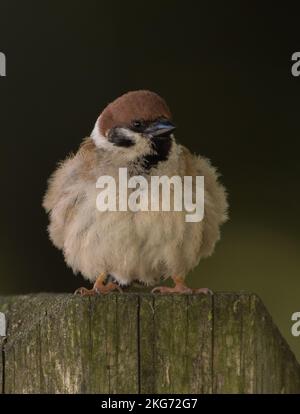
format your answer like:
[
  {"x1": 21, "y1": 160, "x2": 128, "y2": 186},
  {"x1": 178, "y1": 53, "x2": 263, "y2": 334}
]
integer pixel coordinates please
[{"x1": 99, "y1": 90, "x2": 172, "y2": 135}]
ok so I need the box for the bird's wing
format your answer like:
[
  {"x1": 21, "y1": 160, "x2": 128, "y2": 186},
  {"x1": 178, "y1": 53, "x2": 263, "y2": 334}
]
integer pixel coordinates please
[
  {"x1": 43, "y1": 138, "x2": 96, "y2": 249},
  {"x1": 181, "y1": 145, "x2": 228, "y2": 257}
]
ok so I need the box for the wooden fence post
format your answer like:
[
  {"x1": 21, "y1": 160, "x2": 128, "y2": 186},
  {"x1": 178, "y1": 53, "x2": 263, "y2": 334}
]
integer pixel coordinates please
[{"x1": 0, "y1": 292, "x2": 299, "y2": 394}]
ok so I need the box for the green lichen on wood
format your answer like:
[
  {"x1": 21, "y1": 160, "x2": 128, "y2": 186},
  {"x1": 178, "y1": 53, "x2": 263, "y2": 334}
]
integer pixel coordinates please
[
  {"x1": 89, "y1": 294, "x2": 139, "y2": 393},
  {"x1": 0, "y1": 292, "x2": 299, "y2": 394},
  {"x1": 139, "y1": 295, "x2": 212, "y2": 393},
  {"x1": 213, "y1": 293, "x2": 254, "y2": 393}
]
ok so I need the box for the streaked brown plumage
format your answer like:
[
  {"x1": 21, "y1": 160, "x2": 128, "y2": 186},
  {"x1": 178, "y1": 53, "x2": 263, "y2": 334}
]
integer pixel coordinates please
[{"x1": 43, "y1": 90, "x2": 228, "y2": 295}]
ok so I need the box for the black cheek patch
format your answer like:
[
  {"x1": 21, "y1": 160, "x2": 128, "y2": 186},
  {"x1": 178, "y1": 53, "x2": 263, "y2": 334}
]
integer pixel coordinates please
[
  {"x1": 142, "y1": 136, "x2": 172, "y2": 170},
  {"x1": 108, "y1": 129, "x2": 135, "y2": 147}
]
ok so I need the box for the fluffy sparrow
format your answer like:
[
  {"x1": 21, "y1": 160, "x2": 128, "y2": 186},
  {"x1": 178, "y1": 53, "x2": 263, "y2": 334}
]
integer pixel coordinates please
[{"x1": 43, "y1": 90, "x2": 228, "y2": 295}]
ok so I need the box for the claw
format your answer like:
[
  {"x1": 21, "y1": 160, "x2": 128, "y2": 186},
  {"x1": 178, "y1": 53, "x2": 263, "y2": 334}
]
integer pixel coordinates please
[
  {"x1": 152, "y1": 275, "x2": 213, "y2": 295},
  {"x1": 193, "y1": 287, "x2": 213, "y2": 295},
  {"x1": 74, "y1": 287, "x2": 98, "y2": 296},
  {"x1": 74, "y1": 272, "x2": 123, "y2": 296},
  {"x1": 151, "y1": 285, "x2": 193, "y2": 294},
  {"x1": 98, "y1": 282, "x2": 123, "y2": 294}
]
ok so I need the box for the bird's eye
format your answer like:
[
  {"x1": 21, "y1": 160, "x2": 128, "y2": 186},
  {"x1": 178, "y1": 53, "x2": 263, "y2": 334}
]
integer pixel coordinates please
[{"x1": 131, "y1": 120, "x2": 144, "y2": 131}]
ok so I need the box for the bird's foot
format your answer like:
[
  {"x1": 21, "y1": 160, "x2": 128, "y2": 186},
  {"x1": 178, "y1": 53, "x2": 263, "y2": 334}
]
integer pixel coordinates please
[
  {"x1": 152, "y1": 284, "x2": 193, "y2": 294},
  {"x1": 193, "y1": 287, "x2": 213, "y2": 295},
  {"x1": 74, "y1": 273, "x2": 122, "y2": 296},
  {"x1": 74, "y1": 287, "x2": 98, "y2": 296},
  {"x1": 74, "y1": 283, "x2": 122, "y2": 296},
  {"x1": 151, "y1": 276, "x2": 213, "y2": 295}
]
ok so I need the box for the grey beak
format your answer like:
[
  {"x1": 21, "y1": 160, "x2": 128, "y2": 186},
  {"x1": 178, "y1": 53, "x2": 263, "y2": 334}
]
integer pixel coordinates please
[{"x1": 144, "y1": 120, "x2": 176, "y2": 138}]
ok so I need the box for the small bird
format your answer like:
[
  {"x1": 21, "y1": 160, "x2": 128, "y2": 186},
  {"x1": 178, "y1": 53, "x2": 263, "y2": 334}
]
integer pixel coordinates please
[{"x1": 43, "y1": 90, "x2": 228, "y2": 295}]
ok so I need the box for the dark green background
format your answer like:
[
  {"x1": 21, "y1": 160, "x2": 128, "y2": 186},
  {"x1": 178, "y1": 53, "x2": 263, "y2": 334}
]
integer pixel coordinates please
[{"x1": 0, "y1": 1, "x2": 299, "y2": 361}]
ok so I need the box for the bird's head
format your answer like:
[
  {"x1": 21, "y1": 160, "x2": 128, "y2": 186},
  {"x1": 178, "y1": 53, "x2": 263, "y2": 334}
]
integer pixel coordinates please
[{"x1": 91, "y1": 90, "x2": 176, "y2": 168}]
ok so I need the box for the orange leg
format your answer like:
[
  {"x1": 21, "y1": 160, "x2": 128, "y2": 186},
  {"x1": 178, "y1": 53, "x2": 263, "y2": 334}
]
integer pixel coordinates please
[
  {"x1": 151, "y1": 275, "x2": 213, "y2": 295},
  {"x1": 74, "y1": 272, "x2": 122, "y2": 296}
]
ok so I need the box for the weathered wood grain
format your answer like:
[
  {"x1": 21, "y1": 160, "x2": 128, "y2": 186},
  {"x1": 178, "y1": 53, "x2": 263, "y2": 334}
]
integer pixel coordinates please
[
  {"x1": 0, "y1": 294, "x2": 140, "y2": 394},
  {"x1": 212, "y1": 293, "x2": 300, "y2": 394},
  {"x1": 213, "y1": 293, "x2": 254, "y2": 393},
  {"x1": 251, "y1": 295, "x2": 300, "y2": 393},
  {"x1": 0, "y1": 292, "x2": 299, "y2": 394},
  {"x1": 89, "y1": 294, "x2": 139, "y2": 393},
  {"x1": 139, "y1": 294, "x2": 212, "y2": 393}
]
